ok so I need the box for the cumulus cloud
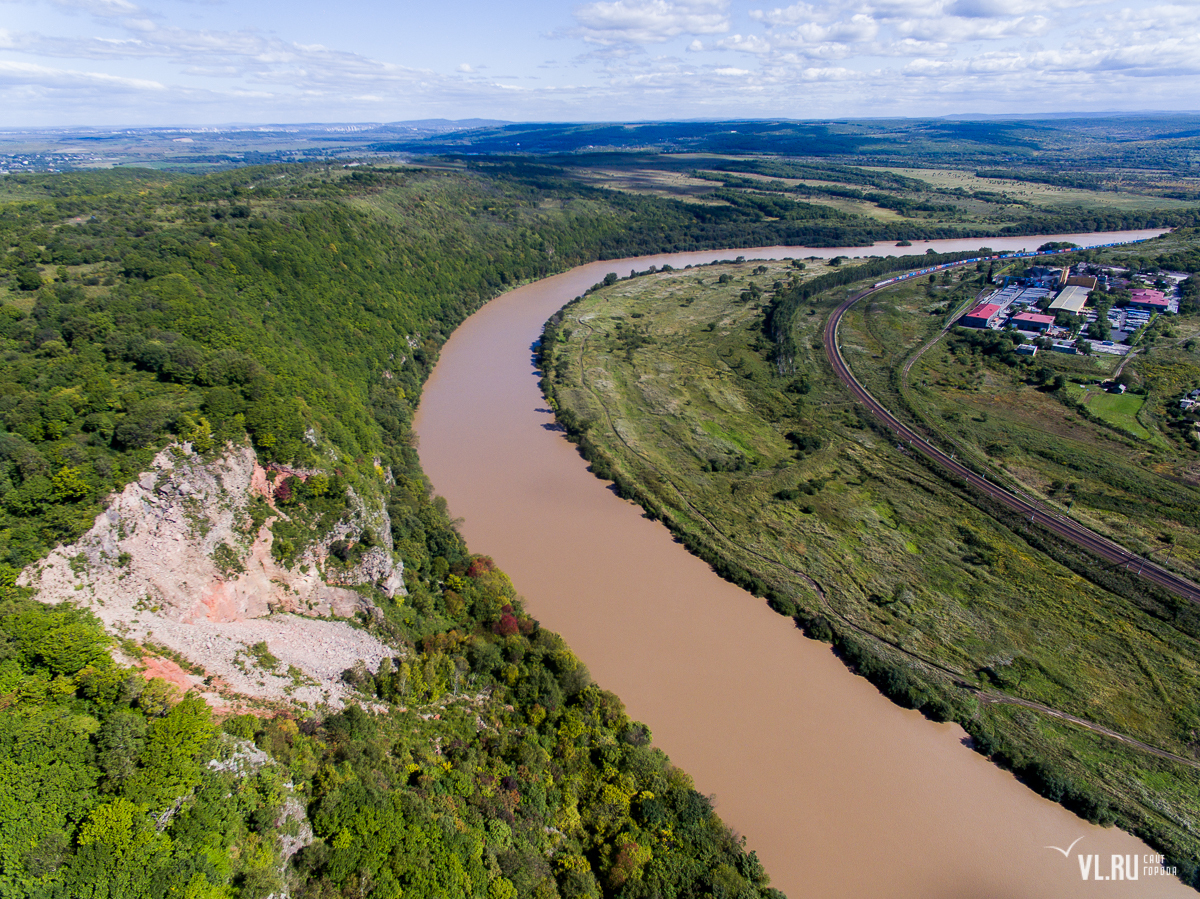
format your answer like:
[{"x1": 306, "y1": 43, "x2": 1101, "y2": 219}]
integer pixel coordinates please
[
  {"x1": 572, "y1": 0, "x2": 731, "y2": 45},
  {"x1": 896, "y1": 14, "x2": 1052, "y2": 41},
  {"x1": 13, "y1": 19, "x2": 446, "y2": 97},
  {"x1": 879, "y1": 36, "x2": 953, "y2": 56},
  {"x1": 722, "y1": 0, "x2": 1152, "y2": 72},
  {"x1": 748, "y1": 3, "x2": 820, "y2": 27},
  {"x1": 789, "y1": 14, "x2": 879, "y2": 44},
  {"x1": 717, "y1": 33, "x2": 773, "y2": 53}
]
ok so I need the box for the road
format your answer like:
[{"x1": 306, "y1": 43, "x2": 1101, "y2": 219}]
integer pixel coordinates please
[{"x1": 823, "y1": 277, "x2": 1200, "y2": 604}]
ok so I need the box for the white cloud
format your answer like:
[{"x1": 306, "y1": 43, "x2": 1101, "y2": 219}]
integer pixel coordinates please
[
  {"x1": 795, "y1": 64, "x2": 859, "y2": 81},
  {"x1": 717, "y1": 33, "x2": 773, "y2": 53},
  {"x1": 572, "y1": 0, "x2": 730, "y2": 45},
  {"x1": 896, "y1": 14, "x2": 1052, "y2": 41},
  {"x1": 0, "y1": 0, "x2": 1198, "y2": 125},
  {"x1": 749, "y1": 3, "x2": 820, "y2": 27},
  {"x1": 1110, "y1": 3, "x2": 1200, "y2": 35},
  {"x1": 0, "y1": 58, "x2": 163, "y2": 90},
  {"x1": 788, "y1": 14, "x2": 879, "y2": 44},
  {"x1": 879, "y1": 37, "x2": 953, "y2": 56}
]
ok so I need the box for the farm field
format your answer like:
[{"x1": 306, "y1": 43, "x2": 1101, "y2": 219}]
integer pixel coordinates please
[{"x1": 877, "y1": 167, "x2": 1200, "y2": 213}]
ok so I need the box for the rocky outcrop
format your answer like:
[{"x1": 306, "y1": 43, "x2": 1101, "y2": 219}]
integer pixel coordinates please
[{"x1": 20, "y1": 442, "x2": 404, "y2": 708}]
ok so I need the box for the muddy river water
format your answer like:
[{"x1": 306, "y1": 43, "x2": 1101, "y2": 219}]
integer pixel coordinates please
[{"x1": 415, "y1": 231, "x2": 1194, "y2": 898}]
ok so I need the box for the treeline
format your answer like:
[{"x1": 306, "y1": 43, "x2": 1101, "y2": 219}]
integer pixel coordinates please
[
  {"x1": 699, "y1": 173, "x2": 961, "y2": 216},
  {"x1": 762, "y1": 251, "x2": 985, "y2": 369},
  {"x1": 697, "y1": 158, "x2": 929, "y2": 192},
  {"x1": 997, "y1": 207, "x2": 1200, "y2": 236},
  {"x1": 448, "y1": 158, "x2": 1200, "y2": 252},
  {"x1": 975, "y1": 169, "x2": 1112, "y2": 191}
]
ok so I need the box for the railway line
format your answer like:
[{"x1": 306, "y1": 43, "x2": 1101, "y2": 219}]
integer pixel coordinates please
[{"x1": 823, "y1": 272, "x2": 1200, "y2": 604}]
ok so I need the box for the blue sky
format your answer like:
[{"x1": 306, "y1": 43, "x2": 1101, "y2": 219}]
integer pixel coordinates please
[{"x1": 1, "y1": 0, "x2": 1197, "y2": 126}]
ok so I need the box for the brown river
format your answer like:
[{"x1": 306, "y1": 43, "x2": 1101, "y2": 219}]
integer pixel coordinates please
[{"x1": 414, "y1": 231, "x2": 1194, "y2": 899}]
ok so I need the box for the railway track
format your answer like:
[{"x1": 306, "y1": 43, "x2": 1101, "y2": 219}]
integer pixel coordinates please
[{"x1": 823, "y1": 275, "x2": 1200, "y2": 604}]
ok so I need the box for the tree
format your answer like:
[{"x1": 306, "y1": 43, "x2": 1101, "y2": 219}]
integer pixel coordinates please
[
  {"x1": 63, "y1": 798, "x2": 173, "y2": 899},
  {"x1": 51, "y1": 466, "x2": 91, "y2": 502},
  {"x1": 15, "y1": 266, "x2": 43, "y2": 291},
  {"x1": 98, "y1": 710, "x2": 148, "y2": 790},
  {"x1": 125, "y1": 692, "x2": 216, "y2": 812}
]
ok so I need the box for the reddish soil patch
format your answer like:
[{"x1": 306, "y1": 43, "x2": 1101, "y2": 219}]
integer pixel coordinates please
[{"x1": 141, "y1": 655, "x2": 202, "y2": 692}]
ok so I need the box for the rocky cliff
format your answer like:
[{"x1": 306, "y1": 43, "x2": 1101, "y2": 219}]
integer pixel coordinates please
[{"x1": 19, "y1": 441, "x2": 403, "y2": 709}]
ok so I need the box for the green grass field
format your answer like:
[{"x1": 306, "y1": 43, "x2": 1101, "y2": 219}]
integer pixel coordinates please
[{"x1": 1067, "y1": 384, "x2": 1151, "y2": 438}]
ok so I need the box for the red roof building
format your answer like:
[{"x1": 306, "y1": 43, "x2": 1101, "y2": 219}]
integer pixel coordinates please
[
  {"x1": 1129, "y1": 288, "x2": 1168, "y2": 311},
  {"x1": 1010, "y1": 311, "x2": 1056, "y2": 331},
  {"x1": 960, "y1": 303, "x2": 1002, "y2": 329}
]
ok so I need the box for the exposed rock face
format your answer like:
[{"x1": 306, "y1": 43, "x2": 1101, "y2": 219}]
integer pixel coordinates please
[{"x1": 20, "y1": 442, "x2": 404, "y2": 708}]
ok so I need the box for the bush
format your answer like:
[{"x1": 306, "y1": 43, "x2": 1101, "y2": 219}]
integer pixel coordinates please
[{"x1": 16, "y1": 266, "x2": 43, "y2": 291}]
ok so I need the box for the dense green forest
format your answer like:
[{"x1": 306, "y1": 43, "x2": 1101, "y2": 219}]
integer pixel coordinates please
[
  {"x1": 0, "y1": 164, "x2": 787, "y2": 897},
  {"x1": 367, "y1": 117, "x2": 1200, "y2": 172}
]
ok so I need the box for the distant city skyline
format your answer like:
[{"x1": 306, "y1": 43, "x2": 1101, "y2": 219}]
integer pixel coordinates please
[{"x1": 1, "y1": 0, "x2": 1196, "y2": 126}]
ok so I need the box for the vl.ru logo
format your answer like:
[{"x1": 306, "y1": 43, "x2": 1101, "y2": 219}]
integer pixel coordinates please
[{"x1": 1045, "y1": 837, "x2": 1178, "y2": 881}]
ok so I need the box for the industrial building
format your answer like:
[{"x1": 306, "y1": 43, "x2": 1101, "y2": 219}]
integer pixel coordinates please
[
  {"x1": 1010, "y1": 311, "x2": 1056, "y2": 332},
  {"x1": 1017, "y1": 287, "x2": 1052, "y2": 306},
  {"x1": 959, "y1": 302, "x2": 1002, "y2": 329},
  {"x1": 1026, "y1": 266, "x2": 1069, "y2": 287},
  {"x1": 1129, "y1": 288, "x2": 1169, "y2": 312},
  {"x1": 1049, "y1": 285, "x2": 1090, "y2": 314}
]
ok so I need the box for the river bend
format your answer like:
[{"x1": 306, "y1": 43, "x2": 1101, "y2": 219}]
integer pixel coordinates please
[{"x1": 415, "y1": 231, "x2": 1191, "y2": 899}]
